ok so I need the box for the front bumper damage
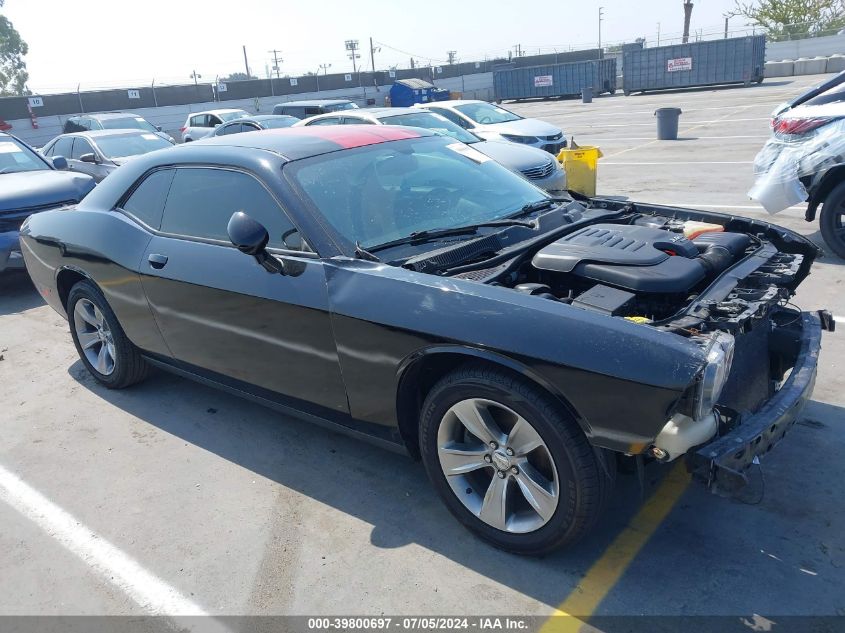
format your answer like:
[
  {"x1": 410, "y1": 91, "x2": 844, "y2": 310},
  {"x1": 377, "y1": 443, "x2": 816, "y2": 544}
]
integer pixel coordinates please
[{"x1": 687, "y1": 311, "x2": 824, "y2": 493}]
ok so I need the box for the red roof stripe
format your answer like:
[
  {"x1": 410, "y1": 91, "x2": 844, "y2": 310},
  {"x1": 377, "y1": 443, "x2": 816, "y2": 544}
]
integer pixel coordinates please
[{"x1": 264, "y1": 125, "x2": 421, "y2": 148}]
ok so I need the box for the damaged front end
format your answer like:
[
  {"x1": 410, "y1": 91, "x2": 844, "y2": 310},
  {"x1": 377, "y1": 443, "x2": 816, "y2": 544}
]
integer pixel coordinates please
[{"x1": 430, "y1": 197, "x2": 831, "y2": 493}]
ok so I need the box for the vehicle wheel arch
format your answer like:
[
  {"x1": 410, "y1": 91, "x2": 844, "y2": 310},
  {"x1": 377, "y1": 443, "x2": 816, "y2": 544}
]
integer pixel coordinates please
[
  {"x1": 56, "y1": 266, "x2": 93, "y2": 314},
  {"x1": 394, "y1": 345, "x2": 589, "y2": 460},
  {"x1": 807, "y1": 165, "x2": 845, "y2": 222}
]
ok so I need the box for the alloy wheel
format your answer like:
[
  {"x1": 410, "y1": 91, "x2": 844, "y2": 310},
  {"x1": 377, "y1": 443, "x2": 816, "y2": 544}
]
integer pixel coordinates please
[
  {"x1": 73, "y1": 298, "x2": 116, "y2": 376},
  {"x1": 437, "y1": 398, "x2": 559, "y2": 533}
]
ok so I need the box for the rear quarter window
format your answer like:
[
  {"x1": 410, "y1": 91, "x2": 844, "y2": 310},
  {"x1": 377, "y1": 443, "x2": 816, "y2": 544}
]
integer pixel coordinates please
[{"x1": 121, "y1": 169, "x2": 175, "y2": 229}]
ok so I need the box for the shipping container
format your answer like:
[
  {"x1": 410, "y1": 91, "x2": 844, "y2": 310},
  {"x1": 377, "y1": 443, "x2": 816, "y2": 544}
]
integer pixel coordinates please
[
  {"x1": 493, "y1": 59, "x2": 617, "y2": 102},
  {"x1": 623, "y1": 35, "x2": 766, "y2": 95}
]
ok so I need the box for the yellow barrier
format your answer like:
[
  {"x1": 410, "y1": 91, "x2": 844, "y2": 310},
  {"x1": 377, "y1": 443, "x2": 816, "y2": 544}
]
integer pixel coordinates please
[{"x1": 557, "y1": 146, "x2": 603, "y2": 197}]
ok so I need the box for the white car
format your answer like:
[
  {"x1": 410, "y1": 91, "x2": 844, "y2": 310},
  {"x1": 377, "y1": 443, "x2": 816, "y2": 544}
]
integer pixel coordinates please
[
  {"x1": 294, "y1": 107, "x2": 566, "y2": 192},
  {"x1": 180, "y1": 109, "x2": 248, "y2": 143},
  {"x1": 416, "y1": 100, "x2": 565, "y2": 154}
]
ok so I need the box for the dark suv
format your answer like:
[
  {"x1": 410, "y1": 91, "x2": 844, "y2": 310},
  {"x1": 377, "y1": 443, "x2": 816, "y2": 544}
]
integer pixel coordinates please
[
  {"x1": 0, "y1": 132, "x2": 95, "y2": 273},
  {"x1": 63, "y1": 113, "x2": 174, "y2": 143}
]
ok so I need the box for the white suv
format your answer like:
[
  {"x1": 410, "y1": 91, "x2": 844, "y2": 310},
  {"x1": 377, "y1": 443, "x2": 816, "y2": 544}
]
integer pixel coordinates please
[{"x1": 180, "y1": 109, "x2": 248, "y2": 142}]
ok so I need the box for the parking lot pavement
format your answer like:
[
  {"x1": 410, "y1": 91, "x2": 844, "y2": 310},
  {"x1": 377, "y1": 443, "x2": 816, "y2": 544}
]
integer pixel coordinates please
[{"x1": 1, "y1": 75, "x2": 844, "y2": 624}]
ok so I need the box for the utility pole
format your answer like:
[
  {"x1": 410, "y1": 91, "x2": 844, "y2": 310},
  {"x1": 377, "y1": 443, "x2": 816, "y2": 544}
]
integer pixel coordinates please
[
  {"x1": 682, "y1": 0, "x2": 694, "y2": 44},
  {"x1": 269, "y1": 49, "x2": 283, "y2": 78},
  {"x1": 242, "y1": 45, "x2": 251, "y2": 78},
  {"x1": 598, "y1": 7, "x2": 604, "y2": 53},
  {"x1": 369, "y1": 37, "x2": 380, "y2": 73},
  {"x1": 190, "y1": 70, "x2": 201, "y2": 86},
  {"x1": 447, "y1": 50, "x2": 457, "y2": 64},
  {"x1": 657, "y1": 22, "x2": 661, "y2": 46},
  {"x1": 345, "y1": 40, "x2": 360, "y2": 73},
  {"x1": 319, "y1": 63, "x2": 332, "y2": 75}
]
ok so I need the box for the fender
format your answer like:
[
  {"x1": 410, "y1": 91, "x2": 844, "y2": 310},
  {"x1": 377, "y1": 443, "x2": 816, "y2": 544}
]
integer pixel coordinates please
[{"x1": 395, "y1": 343, "x2": 592, "y2": 439}]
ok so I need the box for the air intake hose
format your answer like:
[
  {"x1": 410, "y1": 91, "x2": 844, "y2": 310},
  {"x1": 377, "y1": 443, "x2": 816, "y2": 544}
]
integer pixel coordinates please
[{"x1": 696, "y1": 244, "x2": 735, "y2": 276}]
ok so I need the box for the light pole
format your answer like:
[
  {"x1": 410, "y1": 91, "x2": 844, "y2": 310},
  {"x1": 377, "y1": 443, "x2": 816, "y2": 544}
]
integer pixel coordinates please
[
  {"x1": 345, "y1": 40, "x2": 360, "y2": 73},
  {"x1": 598, "y1": 7, "x2": 604, "y2": 54},
  {"x1": 316, "y1": 63, "x2": 331, "y2": 93}
]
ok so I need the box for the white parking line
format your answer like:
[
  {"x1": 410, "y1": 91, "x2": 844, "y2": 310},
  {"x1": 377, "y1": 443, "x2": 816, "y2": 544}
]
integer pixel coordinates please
[
  {"x1": 0, "y1": 463, "x2": 221, "y2": 621},
  {"x1": 603, "y1": 161, "x2": 753, "y2": 165},
  {"x1": 835, "y1": 316, "x2": 845, "y2": 325}
]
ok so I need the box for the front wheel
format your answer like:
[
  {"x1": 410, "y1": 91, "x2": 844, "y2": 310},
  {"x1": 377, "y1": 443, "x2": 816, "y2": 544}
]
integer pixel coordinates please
[
  {"x1": 819, "y1": 181, "x2": 845, "y2": 259},
  {"x1": 419, "y1": 364, "x2": 614, "y2": 555},
  {"x1": 67, "y1": 279, "x2": 149, "y2": 389}
]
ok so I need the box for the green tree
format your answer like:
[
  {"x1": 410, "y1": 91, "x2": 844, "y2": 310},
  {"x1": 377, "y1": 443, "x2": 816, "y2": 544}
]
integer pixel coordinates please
[
  {"x1": 223, "y1": 72, "x2": 256, "y2": 81},
  {"x1": 734, "y1": 0, "x2": 845, "y2": 39},
  {"x1": 0, "y1": 0, "x2": 30, "y2": 96}
]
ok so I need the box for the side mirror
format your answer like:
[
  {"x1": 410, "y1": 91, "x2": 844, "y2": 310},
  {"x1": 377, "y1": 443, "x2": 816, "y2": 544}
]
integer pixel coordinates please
[
  {"x1": 79, "y1": 153, "x2": 98, "y2": 164},
  {"x1": 51, "y1": 156, "x2": 68, "y2": 170},
  {"x1": 155, "y1": 125, "x2": 163, "y2": 132},
  {"x1": 227, "y1": 211, "x2": 284, "y2": 273}
]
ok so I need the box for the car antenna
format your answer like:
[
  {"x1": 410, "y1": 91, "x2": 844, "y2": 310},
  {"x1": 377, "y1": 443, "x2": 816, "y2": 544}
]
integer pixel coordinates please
[{"x1": 355, "y1": 241, "x2": 380, "y2": 262}]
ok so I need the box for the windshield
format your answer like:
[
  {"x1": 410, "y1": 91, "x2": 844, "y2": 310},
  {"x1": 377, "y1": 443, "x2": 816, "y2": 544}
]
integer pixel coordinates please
[
  {"x1": 381, "y1": 112, "x2": 478, "y2": 144},
  {"x1": 455, "y1": 102, "x2": 522, "y2": 124},
  {"x1": 95, "y1": 133, "x2": 172, "y2": 159},
  {"x1": 288, "y1": 136, "x2": 546, "y2": 249},
  {"x1": 259, "y1": 117, "x2": 298, "y2": 129},
  {"x1": 101, "y1": 116, "x2": 157, "y2": 132},
  {"x1": 324, "y1": 102, "x2": 358, "y2": 112},
  {"x1": 0, "y1": 137, "x2": 50, "y2": 174},
  {"x1": 219, "y1": 110, "x2": 248, "y2": 122}
]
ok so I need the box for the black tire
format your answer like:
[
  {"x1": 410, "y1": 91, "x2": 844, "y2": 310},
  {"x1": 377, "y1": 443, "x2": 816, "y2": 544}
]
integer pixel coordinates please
[
  {"x1": 819, "y1": 182, "x2": 845, "y2": 259},
  {"x1": 67, "y1": 279, "x2": 149, "y2": 389},
  {"x1": 419, "y1": 363, "x2": 614, "y2": 555}
]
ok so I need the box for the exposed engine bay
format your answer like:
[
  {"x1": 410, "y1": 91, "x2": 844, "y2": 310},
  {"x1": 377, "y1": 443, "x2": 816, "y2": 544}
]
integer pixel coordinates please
[{"x1": 397, "y1": 198, "x2": 824, "y2": 447}]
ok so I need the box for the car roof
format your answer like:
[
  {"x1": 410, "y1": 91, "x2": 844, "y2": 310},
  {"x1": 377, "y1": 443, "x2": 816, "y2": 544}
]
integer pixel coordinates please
[
  {"x1": 191, "y1": 109, "x2": 247, "y2": 116},
  {"x1": 56, "y1": 129, "x2": 154, "y2": 139},
  {"x1": 80, "y1": 112, "x2": 145, "y2": 120},
  {"x1": 245, "y1": 114, "x2": 298, "y2": 122},
  {"x1": 421, "y1": 100, "x2": 484, "y2": 108},
  {"x1": 275, "y1": 99, "x2": 353, "y2": 107},
  {"x1": 192, "y1": 125, "x2": 433, "y2": 160}
]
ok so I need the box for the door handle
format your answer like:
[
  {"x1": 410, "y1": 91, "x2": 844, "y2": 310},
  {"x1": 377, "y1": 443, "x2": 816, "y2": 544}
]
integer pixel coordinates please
[{"x1": 148, "y1": 253, "x2": 168, "y2": 269}]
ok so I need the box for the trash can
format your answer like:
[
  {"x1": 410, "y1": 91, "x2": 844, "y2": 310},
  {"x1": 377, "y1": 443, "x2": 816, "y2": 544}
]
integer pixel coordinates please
[
  {"x1": 655, "y1": 107, "x2": 682, "y2": 140},
  {"x1": 557, "y1": 145, "x2": 603, "y2": 196},
  {"x1": 581, "y1": 87, "x2": 593, "y2": 103}
]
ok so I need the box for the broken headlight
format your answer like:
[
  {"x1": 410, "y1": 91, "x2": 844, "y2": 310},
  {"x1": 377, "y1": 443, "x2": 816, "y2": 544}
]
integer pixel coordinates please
[{"x1": 690, "y1": 332, "x2": 736, "y2": 420}]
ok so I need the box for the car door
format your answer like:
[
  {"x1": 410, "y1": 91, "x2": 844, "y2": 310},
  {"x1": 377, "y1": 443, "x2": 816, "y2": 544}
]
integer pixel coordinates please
[
  {"x1": 50, "y1": 136, "x2": 74, "y2": 162},
  {"x1": 68, "y1": 137, "x2": 106, "y2": 181},
  {"x1": 138, "y1": 166, "x2": 349, "y2": 414}
]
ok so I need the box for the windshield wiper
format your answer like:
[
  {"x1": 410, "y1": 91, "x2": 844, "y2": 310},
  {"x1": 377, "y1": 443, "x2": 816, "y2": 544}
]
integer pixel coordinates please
[{"x1": 369, "y1": 219, "x2": 536, "y2": 252}]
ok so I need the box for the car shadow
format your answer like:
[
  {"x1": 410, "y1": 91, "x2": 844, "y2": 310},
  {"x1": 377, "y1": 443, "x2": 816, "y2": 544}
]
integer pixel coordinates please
[
  {"x1": 68, "y1": 359, "x2": 845, "y2": 613},
  {"x1": 0, "y1": 271, "x2": 45, "y2": 315},
  {"x1": 67, "y1": 359, "x2": 670, "y2": 607}
]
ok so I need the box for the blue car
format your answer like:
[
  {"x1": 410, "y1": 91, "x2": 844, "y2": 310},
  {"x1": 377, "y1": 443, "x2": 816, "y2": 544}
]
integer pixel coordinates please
[{"x1": 0, "y1": 132, "x2": 95, "y2": 273}]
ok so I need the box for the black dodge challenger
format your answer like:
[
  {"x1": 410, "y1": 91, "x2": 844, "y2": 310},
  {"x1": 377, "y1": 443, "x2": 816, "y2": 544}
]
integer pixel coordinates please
[{"x1": 20, "y1": 126, "x2": 830, "y2": 554}]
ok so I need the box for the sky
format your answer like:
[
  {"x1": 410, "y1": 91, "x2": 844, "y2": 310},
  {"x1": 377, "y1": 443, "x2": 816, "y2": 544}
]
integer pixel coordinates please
[{"x1": 3, "y1": 0, "x2": 757, "y2": 94}]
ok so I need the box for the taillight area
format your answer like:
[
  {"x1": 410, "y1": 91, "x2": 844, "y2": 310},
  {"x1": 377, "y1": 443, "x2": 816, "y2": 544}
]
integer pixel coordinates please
[
  {"x1": 179, "y1": 126, "x2": 187, "y2": 133},
  {"x1": 773, "y1": 117, "x2": 833, "y2": 136}
]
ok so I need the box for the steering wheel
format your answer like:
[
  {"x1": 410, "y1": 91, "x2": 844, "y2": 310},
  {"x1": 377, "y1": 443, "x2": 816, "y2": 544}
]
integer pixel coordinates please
[
  {"x1": 478, "y1": 116, "x2": 493, "y2": 124},
  {"x1": 422, "y1": 187, "x2": 460, "y2": 216}
]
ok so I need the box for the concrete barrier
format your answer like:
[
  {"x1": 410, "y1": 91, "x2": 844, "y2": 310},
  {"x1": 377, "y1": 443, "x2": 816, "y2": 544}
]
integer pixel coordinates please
[
  {"x1": 794, "y1": 56, "x2": 829, "y2": 75},
  {"x1": 826, "y1": 54, "x2": 845, "y2": 73},
  {"x1": 765, "y1": 59, "x2": 795, "y2": 77}
]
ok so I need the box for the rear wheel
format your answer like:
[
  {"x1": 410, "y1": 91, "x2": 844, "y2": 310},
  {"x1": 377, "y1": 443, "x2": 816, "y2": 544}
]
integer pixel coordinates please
[
  {"x1": 419, "y1": 364, "x2": 614, "y2": 555},
  {"x1": 819, "y1": 181, "x2": 845, "y2": 259},
  {"x1": 67, "y1": 279, "x2": 149, "y2": 389}
]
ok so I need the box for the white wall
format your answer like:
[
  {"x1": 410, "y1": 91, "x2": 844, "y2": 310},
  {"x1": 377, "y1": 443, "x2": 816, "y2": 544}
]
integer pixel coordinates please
[{"x1": 767, "y1": 33, "x2": 845, "y2": 61}]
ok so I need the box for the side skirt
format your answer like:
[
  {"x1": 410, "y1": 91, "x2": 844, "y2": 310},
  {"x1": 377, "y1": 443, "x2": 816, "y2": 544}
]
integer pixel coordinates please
[{"x1": 142, "y1": 355, "x2": 410, "y2": 456}]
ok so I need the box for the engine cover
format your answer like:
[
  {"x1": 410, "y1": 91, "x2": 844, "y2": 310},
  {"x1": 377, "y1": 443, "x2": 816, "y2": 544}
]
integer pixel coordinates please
[{"x1": 532, "y1": 224, "x2": 707, "y2": 293}]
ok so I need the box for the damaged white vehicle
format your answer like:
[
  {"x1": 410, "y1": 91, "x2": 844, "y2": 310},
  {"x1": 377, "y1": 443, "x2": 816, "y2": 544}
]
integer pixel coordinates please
[{"x1": 750, "y1": 71, "x2": 845, "y2": 258}]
